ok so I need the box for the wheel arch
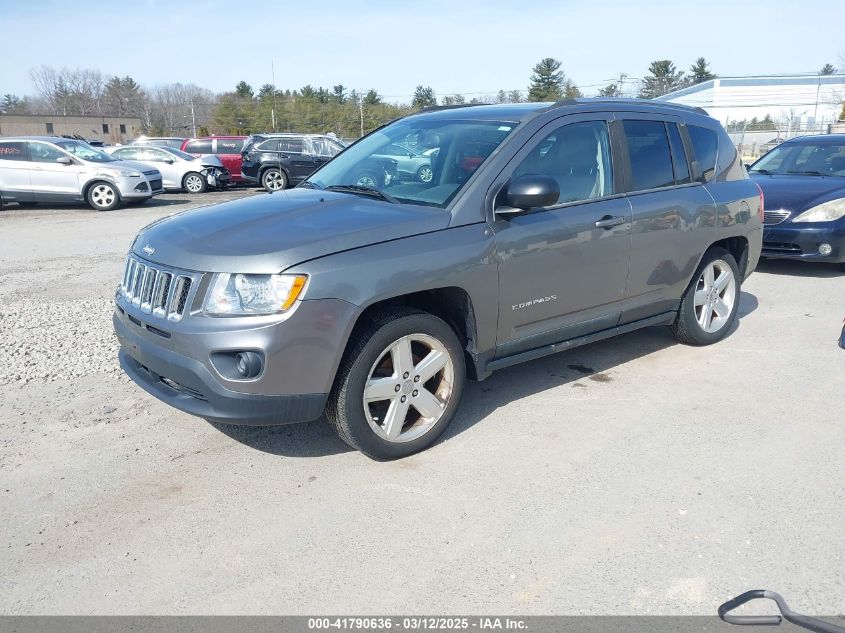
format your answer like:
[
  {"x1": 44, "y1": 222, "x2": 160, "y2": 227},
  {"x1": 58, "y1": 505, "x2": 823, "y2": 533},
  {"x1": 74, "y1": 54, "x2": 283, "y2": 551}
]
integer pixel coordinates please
[
  {"x1": 708, "y1": 235, "x2": 750, "y2": 278},
  {"x1": 83, "y1": 177, "x2": 119, "y2": 200},
  {"x1": 343, "y1": 287, "x2": 482, "y2": 381}
]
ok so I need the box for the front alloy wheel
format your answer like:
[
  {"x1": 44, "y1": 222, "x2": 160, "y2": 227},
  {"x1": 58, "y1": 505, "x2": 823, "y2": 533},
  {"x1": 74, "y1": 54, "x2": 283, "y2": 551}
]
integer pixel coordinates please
[
  {"x1": 87, "y1": 182, "x2": 119, "y2": 211},
  {"x1": 327, "y1": 309, "x2": 465, "y2": 460},
  {"x1": 364, "y1": 334, "x2": 454, "y2": 442},
  {"x1": 183, "y1": 172, "x2": 207, "y2": 194}
]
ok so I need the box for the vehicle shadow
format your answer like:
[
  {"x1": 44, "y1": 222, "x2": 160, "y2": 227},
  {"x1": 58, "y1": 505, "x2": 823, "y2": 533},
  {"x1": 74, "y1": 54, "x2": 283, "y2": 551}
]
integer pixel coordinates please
[
  {"x1": 213, "y1": 291, "x2": 759, "y2": 458},
  {"x1": 757, "y1": 258, "x2": 843, "y2": 278}
]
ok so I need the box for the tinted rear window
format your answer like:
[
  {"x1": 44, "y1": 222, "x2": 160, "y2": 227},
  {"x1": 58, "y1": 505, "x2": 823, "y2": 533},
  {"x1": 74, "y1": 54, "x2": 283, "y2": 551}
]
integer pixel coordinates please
[
  {"x1": 623, "y1": 120, "x2": 675, "y2": 191},
  {"x1": 257, "y1": 139, "x2": 280, "y2": 151},
  {"x1": 215, "y1": 139, "x2": 244, "y2": 154},
  {"x1": 0, "y1": 141, "x2": 26, "y2": 160},
  {"x1": 184, "y1": 139, "x2": 212, "y2": 154},
  {"x1": 688, "y1": 125, "x2": 718, "y2": 182}
]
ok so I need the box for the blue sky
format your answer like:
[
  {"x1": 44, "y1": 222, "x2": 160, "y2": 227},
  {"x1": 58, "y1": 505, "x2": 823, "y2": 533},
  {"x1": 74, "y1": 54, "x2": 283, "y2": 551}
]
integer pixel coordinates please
[{"x1": 1, "y1": 0, "x2": 842, "y2": 102}]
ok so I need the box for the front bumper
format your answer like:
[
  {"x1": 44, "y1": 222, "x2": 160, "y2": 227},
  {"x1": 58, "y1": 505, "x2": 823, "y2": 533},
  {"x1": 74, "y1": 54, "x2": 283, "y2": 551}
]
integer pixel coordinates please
[
  {"x1": 113, "y1": 293, "x2": 357, "y2": 425},
  {"x1": 762, "y1": 220, "x2": 845, "y2": 263}
]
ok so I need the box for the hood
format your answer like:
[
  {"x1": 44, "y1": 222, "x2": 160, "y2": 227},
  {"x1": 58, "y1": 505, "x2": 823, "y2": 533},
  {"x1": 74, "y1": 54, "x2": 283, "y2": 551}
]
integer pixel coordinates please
[
  {"x1": 112, "y1": 159, "x2": 159, "y2": 175},
  {"x1": 751, "y1": 174, "x2": 845, "y2": 213},
  {"x1": 197, "y1": 155, "x2": 224, "y2": 168},
  {"x1": 132, "y1": 188, "x2": 450, "y2": 273}
]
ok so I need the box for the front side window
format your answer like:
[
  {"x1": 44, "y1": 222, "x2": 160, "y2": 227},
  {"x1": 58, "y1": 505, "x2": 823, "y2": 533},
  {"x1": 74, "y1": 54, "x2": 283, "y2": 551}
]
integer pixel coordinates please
[
  {"x1": 29, "y1": 142, "x2": 69, "y2": 163},
  {"x1": 688, "y1": 125, "x2": 718, "y2": 181},
  {"x1": 305, "y1": 118, "x2": 516, "y2": 208},
  {"x1": 0, "y1": 141, "x2": 27, "y2": 161},
  {"x1": 623, "y1": 120, "x2": 675, "y2": 191},
  {"x1": 278, "y1": 138, "x2": 304, "y2": 152},
  {"x1": 513, "y1": 120, "x2": 613, "y2": 205}
]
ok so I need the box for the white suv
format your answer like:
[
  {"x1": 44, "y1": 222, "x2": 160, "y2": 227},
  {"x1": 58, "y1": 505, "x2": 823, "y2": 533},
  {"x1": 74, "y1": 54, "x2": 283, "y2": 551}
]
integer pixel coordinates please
[{"x1": 0, "y1": 137, "x2": 164, "y2": 211}]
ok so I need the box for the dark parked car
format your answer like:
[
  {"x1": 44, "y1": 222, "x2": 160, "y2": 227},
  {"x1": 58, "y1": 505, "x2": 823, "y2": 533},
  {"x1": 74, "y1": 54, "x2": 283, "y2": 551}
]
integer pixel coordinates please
[
  {"x1": 240, "y1": 133, "x2": 345, "y2": 191},
  {"x1": 181, "y1": 136, "x2": 247, "y2": 183},
  {"x1": 114, "y1": 99, "x2": 761, "y2": 459},
  {"x1": 749, "y1": 134, "x2": 845, "y2": 268}
]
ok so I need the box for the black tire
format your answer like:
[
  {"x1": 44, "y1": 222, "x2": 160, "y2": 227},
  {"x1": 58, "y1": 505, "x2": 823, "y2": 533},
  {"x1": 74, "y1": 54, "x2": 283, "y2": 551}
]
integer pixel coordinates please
[
  {"x1": 261, "y1": 168, "x2": 287, "y2": 192},
  {"x1": 86, "y1": 181, "x2": 120, "y2": 211},
  {"x1": 672, "y1": 246, "x2": 741, "y2": 346},
  {"x1": 183, "y1": 172, "x2": 207, "y2": 194},
  {"x1": 326, "y1": 308, "x2": 466, "y2": 460},
  {"x1": 354, "y1": 171, "x2": 381, "y2": 189}
]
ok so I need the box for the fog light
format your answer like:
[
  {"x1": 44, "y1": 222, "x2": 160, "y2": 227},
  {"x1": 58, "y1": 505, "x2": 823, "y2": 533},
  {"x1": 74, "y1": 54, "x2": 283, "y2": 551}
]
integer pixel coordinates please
[
  {"x1": 235, "y1": 351, "x2": 262, "y2": 378},
  {"x1": 819, "y1": 243, "x2": 832, "y2": 256}
]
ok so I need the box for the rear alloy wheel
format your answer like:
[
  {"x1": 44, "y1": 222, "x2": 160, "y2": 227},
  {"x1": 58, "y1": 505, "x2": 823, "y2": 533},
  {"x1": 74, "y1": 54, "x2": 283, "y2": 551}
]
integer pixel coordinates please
[
  {"x1": 262, "y1": 168, "x2": 287, "y2": 192},
  {"x1": 672, "y1": 247, "x2": 740, "y2": 345},
  {"x1": 183, "y1": 172, "x2": 207, "y2": 194},
  {"x1": 326, "y1": 309, "x2": 465, "y2": 460},
  {"x1": 87, "y1": 182, "x2": 120, "y2": 211},
  {"x1": 417, "y1": 165, "x2": 433, "y2": 183}
]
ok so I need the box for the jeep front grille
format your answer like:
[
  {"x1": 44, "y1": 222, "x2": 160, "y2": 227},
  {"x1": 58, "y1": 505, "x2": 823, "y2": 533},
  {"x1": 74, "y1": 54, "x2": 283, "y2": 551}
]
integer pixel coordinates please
[{"x1": 120, "y1": 255, "x2": 198, "y2": 321}]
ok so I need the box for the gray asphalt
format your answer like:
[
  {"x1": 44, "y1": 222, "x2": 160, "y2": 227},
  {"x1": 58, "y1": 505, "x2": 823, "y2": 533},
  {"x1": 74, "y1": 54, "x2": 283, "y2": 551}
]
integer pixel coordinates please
[{"x1": 1, "y1": 190, "x2": 843, "y2": 615}]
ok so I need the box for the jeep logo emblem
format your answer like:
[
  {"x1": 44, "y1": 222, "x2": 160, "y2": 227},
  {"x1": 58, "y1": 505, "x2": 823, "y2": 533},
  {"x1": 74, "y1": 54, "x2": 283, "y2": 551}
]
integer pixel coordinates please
[{"x1": 142, "y1": 244, "x2": 155, "y2": 256}]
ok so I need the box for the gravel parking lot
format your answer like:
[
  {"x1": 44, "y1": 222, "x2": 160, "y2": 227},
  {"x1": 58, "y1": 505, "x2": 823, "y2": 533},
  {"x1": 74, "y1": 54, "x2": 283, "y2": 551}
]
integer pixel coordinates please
[{"x1": 1, "y1": 190, "x2": 844, "y2": 615}]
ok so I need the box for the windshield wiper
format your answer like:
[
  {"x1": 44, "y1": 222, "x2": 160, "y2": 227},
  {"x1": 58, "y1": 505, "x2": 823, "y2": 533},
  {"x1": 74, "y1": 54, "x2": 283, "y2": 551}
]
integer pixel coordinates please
[
  {"x1": 749, "y1": 168, "x2": 771, "y2": 174},
  {"x1": 296, "y1": 180, "x2": 322, "y2": 190},
  {"x1": 787, "y1": 170, "x2": 827, "y2": 176},
  {"x1": 324, "y1": 184, "x2": 400, "y2": 204}
]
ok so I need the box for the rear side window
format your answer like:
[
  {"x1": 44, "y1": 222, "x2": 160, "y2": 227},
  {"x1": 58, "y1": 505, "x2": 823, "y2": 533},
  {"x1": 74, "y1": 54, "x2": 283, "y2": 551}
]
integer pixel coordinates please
[
  {"x1": 688, "y1": 125, "x2": 718, "y2": 182},
  {"x1": 257, "y1": 139, "x2": 280, "y2": 151},
  {"x1": 0, "y1": 141, "x2": 27, "y2": 160},
  {"x1": 622, "y1": 120, "x2": 675, "y2": 191},
  {"x1": 666, "y1": 123, "x2": 691, "y2": 184},
  {"x1": 216, "y1": 139, "x2": 244, "y2": 154},
  {"x1": 279, "y1": 138, "x2": 303, "y2": 152},
  {"x1": 184, "y1": 139, "x2": 212, "y2": 154},
  {"x1": 113, "y1": 147, "x2": 140, "y2": 160}
]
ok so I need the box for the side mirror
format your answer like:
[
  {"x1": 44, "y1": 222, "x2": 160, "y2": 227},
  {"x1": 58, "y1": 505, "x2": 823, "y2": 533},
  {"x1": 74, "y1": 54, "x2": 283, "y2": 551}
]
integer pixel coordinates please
[
  {"x1": 56, "y1": 156, "x2": 73, "y2": 165},
  {"x1": 163, "y1": 158, "x2": 174, "y2": 164},
  {"x1": 498, "y1": 175, "x2": 560, "y2": 216}
]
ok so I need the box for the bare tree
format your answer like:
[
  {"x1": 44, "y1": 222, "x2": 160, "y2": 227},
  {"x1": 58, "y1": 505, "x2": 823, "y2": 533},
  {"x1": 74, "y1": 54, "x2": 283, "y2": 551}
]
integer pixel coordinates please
[{"x1": 29, "y1": 66, "x2": 105, "y2": 115}]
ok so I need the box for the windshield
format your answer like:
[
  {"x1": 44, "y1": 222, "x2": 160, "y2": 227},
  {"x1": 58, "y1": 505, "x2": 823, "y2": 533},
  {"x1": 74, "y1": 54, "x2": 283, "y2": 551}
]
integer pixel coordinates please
[
  {"x1": 304, "y1": 118, "x2": 517, "y2": 208},
  {"x1": 751, "y1": 141, "x2": 845, "y2": 176},
  {"x1": 55, "y1": 140, "x2": 117, "y2": 163},
  {"x1": 161, "y1": 147, "x2": 196, "y2": 161}
]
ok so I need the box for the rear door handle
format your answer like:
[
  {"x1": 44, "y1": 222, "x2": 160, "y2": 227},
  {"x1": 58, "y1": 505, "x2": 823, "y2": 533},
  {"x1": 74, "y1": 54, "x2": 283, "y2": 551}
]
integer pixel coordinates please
[{"x1": 595, "y1": 215, "x2": 626, "y2": 229}]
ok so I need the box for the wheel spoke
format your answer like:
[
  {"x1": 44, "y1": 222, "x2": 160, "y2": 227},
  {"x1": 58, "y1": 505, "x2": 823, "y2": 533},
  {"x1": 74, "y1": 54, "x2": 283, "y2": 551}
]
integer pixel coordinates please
[
  {"x1": 701, "y1": 305, "x2": 713, "y2": 330},
  {"x1": 383, "y1": 398, "x2": 410, "y2": 440},
  {"x1": 414, "y1": 349, "x2": 447, "y2": 383},
  {"x1": 365, "y1": 377, "x2": 398, "y2": 402},
  {"x1": 694, "y1": 289, "x2": 709, "y2": 306},
  {"x1": 702, "y1": 264, "x2": 714, "y2": 290},
  {"x1": 713, "y1": 298, "x2": 731, "y2": 318},
  {"x1": 390, "y1": 337, "x2": 414, "y2": 378},
  {"x1": 714, "y1": 269, "x2": 731, "y2": 292},
  {"x1": 412, "y1": 388, "x2": 444, "y2": 420}
]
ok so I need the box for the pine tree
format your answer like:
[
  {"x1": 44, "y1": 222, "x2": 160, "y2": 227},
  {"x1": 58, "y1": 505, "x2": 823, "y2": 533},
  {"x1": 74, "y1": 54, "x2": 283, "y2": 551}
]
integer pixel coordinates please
[
  {"x1": 688, "y1": 57, "x2": 716, "y2": 85},
  {"x1": 820, "y1": 63, "x2": 836, "y2": 75},
  {"x1": 598, "y1": 83, "x2": 622, "y2": 97},
  {"x1": 412, "y1": 86, "x2": 436, "y2": 109},
  {"x1": 638, "y1": 60, "x2": 685, "y2": 98},
  {"x1": 527, "y1": 58, "x2": 564, "y2": 101},
  {"x1": 442, "y1": 94, "x2": 465, "y2": 105},
  {"x1": 234, "y1": 81, "x2": 254, "y2": 99},
  {"x1": 364, "y1": 90, "x2": 382, "y2": 106}
]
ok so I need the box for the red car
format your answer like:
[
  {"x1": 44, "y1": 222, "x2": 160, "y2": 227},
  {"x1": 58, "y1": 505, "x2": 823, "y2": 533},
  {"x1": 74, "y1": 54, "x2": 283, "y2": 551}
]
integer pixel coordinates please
[{"x1": 181, "y1": 136, "x2": 247, "y2": 184}]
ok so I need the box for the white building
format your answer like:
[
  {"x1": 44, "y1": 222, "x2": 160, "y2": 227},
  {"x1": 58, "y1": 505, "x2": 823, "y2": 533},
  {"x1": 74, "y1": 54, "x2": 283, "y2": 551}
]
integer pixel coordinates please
[{"x1": 657, "y1": 74, "x2": 845, "y2": 134}]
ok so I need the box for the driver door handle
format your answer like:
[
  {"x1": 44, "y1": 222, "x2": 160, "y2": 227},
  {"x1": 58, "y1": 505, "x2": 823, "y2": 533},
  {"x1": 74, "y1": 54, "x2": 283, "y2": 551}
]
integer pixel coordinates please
[{"x1": 595, "y1": 215, "x2": 626, "y2": 229}]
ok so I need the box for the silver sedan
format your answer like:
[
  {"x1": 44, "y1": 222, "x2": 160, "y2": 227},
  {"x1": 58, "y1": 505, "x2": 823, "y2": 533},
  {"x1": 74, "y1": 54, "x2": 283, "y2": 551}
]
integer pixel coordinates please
[{"x1": 106, "y1": 146, "x2": 230, "y2": 193}]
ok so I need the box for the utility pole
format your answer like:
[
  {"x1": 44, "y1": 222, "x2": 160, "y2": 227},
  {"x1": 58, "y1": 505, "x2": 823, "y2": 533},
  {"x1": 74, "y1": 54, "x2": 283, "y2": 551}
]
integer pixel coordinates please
[
  {"x1": 359, "y1": 89, "x2": 364, "y2": 138},
  {"x1": 190, "y1": 96, "x2": 196, "y2": 137},
  {"x1": 271, "y1": 60, "x2": 278, "y2": 132}
]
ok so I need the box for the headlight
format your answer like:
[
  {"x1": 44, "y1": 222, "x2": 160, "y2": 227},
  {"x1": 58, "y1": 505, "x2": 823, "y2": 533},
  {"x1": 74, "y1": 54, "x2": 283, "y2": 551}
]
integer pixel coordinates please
[
  {"x1": 793, "y1": 199, "x2": 845, "y2": 223},
  {"x1": 204, "y1": 273, "x2": 307, "y2": 316},
  {"x1": 109, "y1": 169, "x2": 141, "y2": 178}
]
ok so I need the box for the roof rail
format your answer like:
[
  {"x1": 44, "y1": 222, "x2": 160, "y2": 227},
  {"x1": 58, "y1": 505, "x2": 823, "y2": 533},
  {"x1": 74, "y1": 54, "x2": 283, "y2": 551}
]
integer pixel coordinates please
[
  {"x1": 418, "y1": 103, "x2": 489, "y2": 113},
  {"x1": 545, "y1": 97, "x2": 708, "y2": 116}
]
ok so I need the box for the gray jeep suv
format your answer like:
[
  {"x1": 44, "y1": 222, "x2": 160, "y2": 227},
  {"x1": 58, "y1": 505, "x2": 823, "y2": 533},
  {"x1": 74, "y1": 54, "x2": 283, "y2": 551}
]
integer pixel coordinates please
[{"x1": 114, "y1": 99, "x2": 762, "y2": 459}]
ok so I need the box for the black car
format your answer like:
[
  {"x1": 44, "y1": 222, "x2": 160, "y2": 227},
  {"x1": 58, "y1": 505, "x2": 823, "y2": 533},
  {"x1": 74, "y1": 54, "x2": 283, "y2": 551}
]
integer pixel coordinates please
[
  {"x1": 240, "y1": 134, "x2": 348, "y2": 192},
  {"x1": 749, "y1": 134, "x2": 845, "y2": 269}
]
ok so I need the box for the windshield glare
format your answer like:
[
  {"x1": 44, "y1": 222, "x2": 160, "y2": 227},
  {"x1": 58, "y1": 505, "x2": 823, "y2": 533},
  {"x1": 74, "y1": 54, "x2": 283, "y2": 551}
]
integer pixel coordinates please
[
  {"x1": 56, "y1": 140, "x2": 117, "y2": 163},
  {"x1": 752, "y1": 142, "x2": 845, "y2": 176},
  {"x1": 162, "y1": 147, "x2": 196, "y2": 161},
  {"x1": 305, "y1": 118, "x2": 516, "y2": 207}
]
